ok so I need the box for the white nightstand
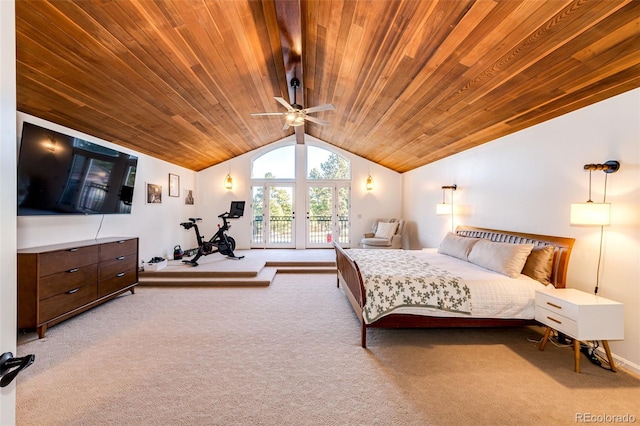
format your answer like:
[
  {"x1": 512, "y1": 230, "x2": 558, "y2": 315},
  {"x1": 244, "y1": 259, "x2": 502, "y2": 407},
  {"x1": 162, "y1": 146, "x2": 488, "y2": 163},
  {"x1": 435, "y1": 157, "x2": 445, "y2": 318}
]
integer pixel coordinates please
[{"x1": 535, "y1": 288, "x2": 624, "y2": 373}]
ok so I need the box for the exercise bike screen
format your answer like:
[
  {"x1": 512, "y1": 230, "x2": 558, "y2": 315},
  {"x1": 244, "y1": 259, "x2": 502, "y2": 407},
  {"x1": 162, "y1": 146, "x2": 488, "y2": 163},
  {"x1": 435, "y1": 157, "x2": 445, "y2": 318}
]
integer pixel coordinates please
[{"x1": 229, "y1": 201, "x2": 245, "y2": 218}]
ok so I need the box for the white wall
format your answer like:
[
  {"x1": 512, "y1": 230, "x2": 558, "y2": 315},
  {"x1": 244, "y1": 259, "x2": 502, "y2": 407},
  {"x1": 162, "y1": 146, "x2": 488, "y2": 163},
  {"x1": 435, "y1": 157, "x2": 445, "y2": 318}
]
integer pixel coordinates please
[
  {"x1": 16, "y1": 114, "x2": 198, "y2": 263},
  {"x1": 15, "y1": 115, "x2": 402, "y2": 257},
  {"x1": 403, "y1": 88, "x2": 640, "y2": 374},
  {"x1": 0, "y1": 1, "x2": 17, "y2": 423},
  {"x1": 196, "y1": 134, "x2": 402, "y2": 249}
]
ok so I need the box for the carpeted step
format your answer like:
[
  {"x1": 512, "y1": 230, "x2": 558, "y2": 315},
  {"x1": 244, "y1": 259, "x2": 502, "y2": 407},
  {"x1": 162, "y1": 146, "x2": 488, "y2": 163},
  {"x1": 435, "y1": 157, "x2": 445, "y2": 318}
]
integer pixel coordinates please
[
  {"x1": 275, "y1": 266, "x2": 337, "y2": 274},
  {"x1": 265, "y1": 261, "x2": 336, "y2": 268},
  {"x1": 138, "y1": 267, "x2": 276, "y2": 287}
]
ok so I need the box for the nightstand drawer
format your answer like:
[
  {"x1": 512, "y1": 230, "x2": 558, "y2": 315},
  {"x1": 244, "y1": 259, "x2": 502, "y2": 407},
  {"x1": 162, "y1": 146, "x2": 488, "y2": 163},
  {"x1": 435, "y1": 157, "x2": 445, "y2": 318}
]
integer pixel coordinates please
[
  {"x1": 535, "y1": 289, "x2": 624, "y2": 341},
  {"x1": 535, "y1": 306, "x2": 578, "y2": 337},
  {"x1": 535, "y1": 291, "x2": 578, "y2": 319}
]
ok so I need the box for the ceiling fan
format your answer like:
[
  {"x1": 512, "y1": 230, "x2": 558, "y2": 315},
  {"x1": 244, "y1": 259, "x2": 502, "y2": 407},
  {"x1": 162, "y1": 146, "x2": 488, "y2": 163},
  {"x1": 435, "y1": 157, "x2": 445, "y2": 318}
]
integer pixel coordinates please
[{"x1": 251, "y1": 78, "x2": 335, "y2": 130}]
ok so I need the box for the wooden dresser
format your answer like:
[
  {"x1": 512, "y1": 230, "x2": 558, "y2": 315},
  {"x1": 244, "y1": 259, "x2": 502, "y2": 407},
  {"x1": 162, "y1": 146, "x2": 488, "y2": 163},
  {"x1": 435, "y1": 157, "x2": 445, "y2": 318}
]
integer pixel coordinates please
[{"x1": 18, "y1": 237, "x2": 139, "y2": 338}]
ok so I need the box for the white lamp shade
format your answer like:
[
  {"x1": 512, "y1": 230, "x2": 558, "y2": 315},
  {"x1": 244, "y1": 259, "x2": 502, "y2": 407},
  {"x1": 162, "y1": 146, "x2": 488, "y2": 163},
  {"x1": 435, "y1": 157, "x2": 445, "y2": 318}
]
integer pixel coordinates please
[
  {"x1": 570, "y1": 202, "x2": 610, "y2": 226},
  {"x1": 436, "y1": 203, "x2": 452, "y2": 215}
]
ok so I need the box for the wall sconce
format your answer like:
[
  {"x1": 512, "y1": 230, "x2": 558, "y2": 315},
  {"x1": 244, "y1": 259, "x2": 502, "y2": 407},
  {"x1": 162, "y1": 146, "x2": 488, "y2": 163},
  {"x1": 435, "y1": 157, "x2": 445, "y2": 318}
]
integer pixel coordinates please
[
  {"x1": 437, "y1": 184, "x2": 457, "y2": 232},
  {"x1": 224, "y1": 173, "x2": 233, "y2": 190},
  {"x1": 366, "y1": 175, "x2": 374, "y2": 191},
  {"x1": 436, "y1": 184, "x2": 457, "y2": 215},
  {"x1": 570, "y1": 161, "x2": 619, "y2": 226},
  {"x1": 570, "y1": 160, "x2": 620, "y2": 295}
]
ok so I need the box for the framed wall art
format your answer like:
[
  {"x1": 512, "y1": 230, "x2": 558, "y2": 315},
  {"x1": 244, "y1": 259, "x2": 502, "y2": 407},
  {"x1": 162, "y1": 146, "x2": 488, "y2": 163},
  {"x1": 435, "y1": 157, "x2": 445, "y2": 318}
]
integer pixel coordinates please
[
  {"x1": 184, "y1": 189, "x2": 194, "y2": 205},
  {"x1": 169, "y1": 173, "x2": 180, "y2": 197},
  {"x1": 146, "y1": 183, "x2": 162, "y2": 204}
]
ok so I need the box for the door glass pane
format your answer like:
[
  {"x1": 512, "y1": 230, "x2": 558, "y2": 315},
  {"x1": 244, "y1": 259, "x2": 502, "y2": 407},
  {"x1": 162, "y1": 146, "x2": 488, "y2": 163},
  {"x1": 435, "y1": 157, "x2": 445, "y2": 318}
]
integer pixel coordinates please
[
  {"x1": 268, "y1": 186, "x2": 294, "y2": 245},
  {"x1": 337, "y1": 186, "x2": 350, "y2": 244},
  {"x1": 251, "y1": 186, "x2": 264, "y2": 245},
  {"x1": 307, "y1": 185, "x2": 333, "y2": 245}
]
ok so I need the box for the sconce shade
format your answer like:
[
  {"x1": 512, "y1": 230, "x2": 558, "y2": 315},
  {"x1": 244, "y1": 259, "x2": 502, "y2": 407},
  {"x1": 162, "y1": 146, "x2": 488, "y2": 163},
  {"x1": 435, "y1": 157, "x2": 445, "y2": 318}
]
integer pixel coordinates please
[
  {"x1": 436, "y1": 203, "x2": 452, "y2": 215},
  {"x1": 224, "y1": 174, "x2": 233, "y2": 190},
  {"x1": 366, "y1": 175, "x2": 374, "y2": 191},
  {"x1": 570, "y1": 202, "x2": 610, "y2": 226}
]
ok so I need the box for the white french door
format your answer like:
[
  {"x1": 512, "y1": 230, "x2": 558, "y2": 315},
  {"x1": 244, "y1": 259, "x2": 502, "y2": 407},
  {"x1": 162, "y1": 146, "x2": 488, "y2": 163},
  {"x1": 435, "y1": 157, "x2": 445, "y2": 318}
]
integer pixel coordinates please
[
  {"x1": 251, "y1": 183, "x2": 295, "y2": 248},
  {"x1": 306, "y1": 183, "x2": 350, "y2": 248}
]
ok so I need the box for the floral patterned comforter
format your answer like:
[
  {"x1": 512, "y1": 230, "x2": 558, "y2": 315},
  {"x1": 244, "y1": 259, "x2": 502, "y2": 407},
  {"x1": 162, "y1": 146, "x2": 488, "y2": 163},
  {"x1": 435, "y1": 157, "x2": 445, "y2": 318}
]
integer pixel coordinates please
[{"x1": 345, "y1": 249, "x2": 471, "y2": 324}]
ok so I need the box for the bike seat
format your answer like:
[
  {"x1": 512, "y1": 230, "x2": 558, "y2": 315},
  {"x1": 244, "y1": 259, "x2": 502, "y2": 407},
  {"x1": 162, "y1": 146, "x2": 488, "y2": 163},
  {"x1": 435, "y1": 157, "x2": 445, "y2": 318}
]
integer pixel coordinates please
[{"x1": 188, "y1": 217, "x2": 202, "y2": 222}]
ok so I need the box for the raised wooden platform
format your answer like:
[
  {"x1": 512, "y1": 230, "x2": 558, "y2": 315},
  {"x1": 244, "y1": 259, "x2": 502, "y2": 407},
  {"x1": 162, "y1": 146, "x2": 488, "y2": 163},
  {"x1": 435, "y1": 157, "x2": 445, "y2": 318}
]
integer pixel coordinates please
[{"x1": 138, "y1": 249, "x2": 336, "y2": 286}]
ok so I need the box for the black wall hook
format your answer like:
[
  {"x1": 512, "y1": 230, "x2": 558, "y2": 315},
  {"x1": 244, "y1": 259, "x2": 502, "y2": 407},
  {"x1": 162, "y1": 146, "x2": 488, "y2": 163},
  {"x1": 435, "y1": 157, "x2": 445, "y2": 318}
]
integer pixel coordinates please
[{"x1": 0, "y1": 352, "x2": 35, "y2": 387}]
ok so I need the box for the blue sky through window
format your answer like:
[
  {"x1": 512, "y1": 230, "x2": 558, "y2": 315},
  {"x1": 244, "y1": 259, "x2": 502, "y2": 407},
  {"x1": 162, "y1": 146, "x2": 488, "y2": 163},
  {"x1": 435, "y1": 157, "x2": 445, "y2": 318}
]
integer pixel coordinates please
[{"x1": 251, "y1": 145, "x2": 338, "y2": 179}]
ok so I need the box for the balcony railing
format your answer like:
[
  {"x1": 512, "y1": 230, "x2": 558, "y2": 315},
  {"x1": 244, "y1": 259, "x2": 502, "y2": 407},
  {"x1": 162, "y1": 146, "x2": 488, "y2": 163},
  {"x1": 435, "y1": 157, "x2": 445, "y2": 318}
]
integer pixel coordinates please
[{"x1": 252, "y1": 215, "x2": 349, "y2": 245}]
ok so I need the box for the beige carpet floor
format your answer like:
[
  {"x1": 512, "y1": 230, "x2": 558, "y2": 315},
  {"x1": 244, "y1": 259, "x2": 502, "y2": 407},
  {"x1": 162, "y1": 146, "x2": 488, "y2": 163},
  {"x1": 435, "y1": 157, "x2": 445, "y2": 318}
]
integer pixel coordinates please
[{"x1": 16, "y1": 273, "x2": 640, "y2": 425}]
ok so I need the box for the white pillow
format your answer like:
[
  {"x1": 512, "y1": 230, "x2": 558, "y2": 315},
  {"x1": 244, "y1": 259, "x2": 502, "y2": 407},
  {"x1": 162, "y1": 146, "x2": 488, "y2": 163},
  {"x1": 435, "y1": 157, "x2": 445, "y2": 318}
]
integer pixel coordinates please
[
  {"x1": 437, "y1": 232, "x2": 479, "y2": 261},
  {"x1": 468, "y1": 239, "x2": 534, "y2": 278},
  {"x1": 374, "y1": 222, "x2": 398, "y2": 239}
]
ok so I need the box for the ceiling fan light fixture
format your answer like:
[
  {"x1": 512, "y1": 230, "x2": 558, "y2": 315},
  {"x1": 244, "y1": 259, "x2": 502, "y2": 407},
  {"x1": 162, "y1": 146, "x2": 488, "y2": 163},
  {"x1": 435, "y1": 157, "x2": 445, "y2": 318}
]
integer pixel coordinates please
[{"x1": 285, "y1": 111, "x2": 305, "y2": 126}]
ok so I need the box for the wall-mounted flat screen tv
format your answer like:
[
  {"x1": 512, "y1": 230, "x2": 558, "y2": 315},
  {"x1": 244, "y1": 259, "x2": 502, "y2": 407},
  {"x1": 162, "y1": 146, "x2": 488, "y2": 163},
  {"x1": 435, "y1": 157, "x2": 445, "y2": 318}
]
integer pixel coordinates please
[{"x1": 17, "y1": 122, "x2": 138, "y2": 216}]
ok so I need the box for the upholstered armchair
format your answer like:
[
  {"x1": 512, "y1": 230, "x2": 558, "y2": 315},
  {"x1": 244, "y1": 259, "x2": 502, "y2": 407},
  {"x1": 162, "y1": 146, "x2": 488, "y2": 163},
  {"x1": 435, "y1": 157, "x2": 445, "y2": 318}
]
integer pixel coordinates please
[{"x1": 361, "y1": 218, "x2": 404, "y2": 249}]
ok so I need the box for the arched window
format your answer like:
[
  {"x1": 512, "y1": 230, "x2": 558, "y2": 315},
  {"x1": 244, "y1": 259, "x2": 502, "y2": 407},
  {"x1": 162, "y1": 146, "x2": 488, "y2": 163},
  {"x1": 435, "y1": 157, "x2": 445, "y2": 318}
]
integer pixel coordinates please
[
  {"x1": 306, "y1": 146, "x2": 350, "y2": 180},
  {"x1": 251, "y1": 145, "x2": 295, "y2": 179}
]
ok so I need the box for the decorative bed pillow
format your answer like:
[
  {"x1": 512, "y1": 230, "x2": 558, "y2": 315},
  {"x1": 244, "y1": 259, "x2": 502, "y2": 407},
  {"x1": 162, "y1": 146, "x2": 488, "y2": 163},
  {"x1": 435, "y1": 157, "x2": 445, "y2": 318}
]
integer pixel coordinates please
[
  {"x1": 374, "y1": 221, "x2": 398, "y2": 239},
  {"x1": 467, "y1": 239, "x2": 534, "y2": 278},
  {"x1": 437, "y1": 232, "x2": 479, "y2": 261},
  {"x1": 522, "y1": 245, "x2": 555, "y2": 285}
]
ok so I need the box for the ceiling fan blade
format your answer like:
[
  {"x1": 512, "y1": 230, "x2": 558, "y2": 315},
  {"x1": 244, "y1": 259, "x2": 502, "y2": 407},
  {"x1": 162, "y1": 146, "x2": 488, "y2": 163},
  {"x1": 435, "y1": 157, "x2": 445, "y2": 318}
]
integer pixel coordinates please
[
  {"x1": 303, "y1": 115, "x2": 329, "y2": 126},
  {"x1": 282, "y1": 122, "x2": 290, "y2": 131},
  {"x1": 302, "y1": 103, "x2": 335, "y2": 114},
  {"x1": 274, "y1": 97, "x2": 295, "y2": 111}
]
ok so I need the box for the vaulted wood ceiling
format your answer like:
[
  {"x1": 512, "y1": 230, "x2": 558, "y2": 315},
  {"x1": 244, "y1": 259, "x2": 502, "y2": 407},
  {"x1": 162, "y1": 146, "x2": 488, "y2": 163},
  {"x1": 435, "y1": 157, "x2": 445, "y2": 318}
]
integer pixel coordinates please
[{"x1": 16, "y1": 0, "x2": 640, "y2": 173}]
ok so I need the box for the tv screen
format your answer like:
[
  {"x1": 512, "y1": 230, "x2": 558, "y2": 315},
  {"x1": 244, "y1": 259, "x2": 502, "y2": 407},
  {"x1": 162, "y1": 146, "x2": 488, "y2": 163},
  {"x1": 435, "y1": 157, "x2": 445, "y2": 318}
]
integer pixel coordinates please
[{"x1": 17, "y1": 122, "x2": 138, "y2": 216}]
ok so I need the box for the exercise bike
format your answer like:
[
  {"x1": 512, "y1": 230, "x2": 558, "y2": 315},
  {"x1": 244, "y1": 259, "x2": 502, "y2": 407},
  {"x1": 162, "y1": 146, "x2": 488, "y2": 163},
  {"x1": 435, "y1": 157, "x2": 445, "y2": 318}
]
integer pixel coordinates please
[{"x1": 179, "y1": 201, "x2": 245, "y2": 266}]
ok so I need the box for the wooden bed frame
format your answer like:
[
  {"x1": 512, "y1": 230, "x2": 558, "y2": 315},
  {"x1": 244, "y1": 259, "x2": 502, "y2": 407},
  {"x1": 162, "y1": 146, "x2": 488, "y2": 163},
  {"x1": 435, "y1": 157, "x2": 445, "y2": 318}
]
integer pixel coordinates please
[{"x1": 334, "y1": 226, "x2": 575, "y2": 348}]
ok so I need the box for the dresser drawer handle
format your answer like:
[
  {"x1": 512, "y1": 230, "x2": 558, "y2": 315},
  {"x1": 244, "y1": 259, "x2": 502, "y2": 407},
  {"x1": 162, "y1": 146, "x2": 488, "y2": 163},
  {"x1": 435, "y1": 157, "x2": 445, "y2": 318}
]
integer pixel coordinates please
[
  {"x1": 546, "y1": 302, "x2": 562, "y2": 309},
  {"x1": 546, "y1": 316, "x2": 562, "y2": 325},
  {"x1": 68, "y1": 248, "x2": 79, "y2": 252},
  {"x1": 66, "y1": 288, "x2": 80, "y2": 295},
  {"x1": 116, "y1": 272, "x2": 126, "y2": 277},
  {"x1": 116, "y1": 256, "x2": 126, "y2": 260},
  {"x1": 67, "y1": 268, "x2": 79, "y2": 273}
]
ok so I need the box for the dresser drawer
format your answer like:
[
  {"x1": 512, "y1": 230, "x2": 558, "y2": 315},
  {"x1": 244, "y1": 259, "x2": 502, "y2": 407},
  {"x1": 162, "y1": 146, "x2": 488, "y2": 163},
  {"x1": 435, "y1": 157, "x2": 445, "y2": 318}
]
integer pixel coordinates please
[
  {"x1": 100, "y1": 239, "x2": 137, "y2": 261},
  {"x1": 535, "y1": 306, "x2": 578, "y2": 337},
  {"x1": 99, "y1": 254, "x2": 137, "y2": 280},
  {"x1": 39, "y1": 283, "x2": 98, "y2": 323},
  {"x1": 98, "y1": 270, "x2": 137, "y2": 298},
  {"x1": 39, "y1": 264, "x2": 98, "y2": 300},
  {"x1": 39, "y1": 245, "x2": 99, "y2": 276},
  {"x1": 535, "y1": 291, "x2": 579, "y2": 320}
]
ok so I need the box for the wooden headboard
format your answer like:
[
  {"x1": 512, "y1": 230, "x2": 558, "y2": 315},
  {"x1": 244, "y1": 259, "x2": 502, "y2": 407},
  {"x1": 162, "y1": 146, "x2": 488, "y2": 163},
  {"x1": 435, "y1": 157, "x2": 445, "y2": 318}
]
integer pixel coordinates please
[{"x1": 455, "y1": 226, "x2": 575, "y2": 288}]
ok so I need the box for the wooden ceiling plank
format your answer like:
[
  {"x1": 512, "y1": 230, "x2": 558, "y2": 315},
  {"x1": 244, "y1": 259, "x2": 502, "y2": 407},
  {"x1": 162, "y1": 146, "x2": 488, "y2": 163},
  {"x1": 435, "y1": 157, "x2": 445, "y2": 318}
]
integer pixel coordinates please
[
  {"x1": 376, "y1": 0, "x2": 636, "y2": 147},
  {"x1": 459, "y1": 0, "x2": 571, "y2": 67},
  {"x1": 15, "y1": 0, "x2": 640, "y2": 172},
  {"x1": 451, "y1": 0, "x2": 632, "y2": 108}
]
